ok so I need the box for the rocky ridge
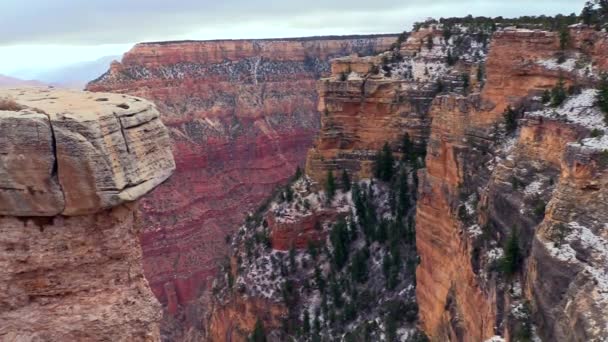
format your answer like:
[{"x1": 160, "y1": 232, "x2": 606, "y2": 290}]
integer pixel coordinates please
[{"x1": 0, "y1": 88, "x2": 175, "y2": 341}]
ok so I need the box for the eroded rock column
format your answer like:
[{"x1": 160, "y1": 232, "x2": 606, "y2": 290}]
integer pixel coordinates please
[{"x1": 0, "y1": 88, "x2": 175, "y2": 341}]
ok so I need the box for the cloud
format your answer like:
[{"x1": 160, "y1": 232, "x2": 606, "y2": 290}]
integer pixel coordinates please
[{"x1": 1, "y1": 0, "x2": 585, "y2": 45}]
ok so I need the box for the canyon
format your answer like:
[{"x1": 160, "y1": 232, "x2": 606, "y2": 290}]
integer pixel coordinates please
[
  {"x1": 207, "y1": 23, "x2": 608, "y2": 342},
  {"x1": 0, "y1": 88, "x2": 175, "y2": 341},
  {"x1": 85, "y1": 35, "x2": 397, "y2": 337}
]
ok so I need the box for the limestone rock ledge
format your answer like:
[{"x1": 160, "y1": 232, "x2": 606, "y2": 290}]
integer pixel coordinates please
[
  {"x1": 0, "y1": 87, "x2": 175, "y2": 341},
  {"x1": 0, "y1": 87, "x2": 175, "y2": 216}
]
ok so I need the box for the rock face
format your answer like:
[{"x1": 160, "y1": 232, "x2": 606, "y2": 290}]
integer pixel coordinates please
[
  {"x1": 414, "y1": 27, "x2": 608, "y2": 342},
  {"x1": 300, "y1": 25, "x2": 608, "y2": 342},
  {"x1": 0, "y1": 88, "x2": 174, "y2": 341},
  {"x1": 85, "y1": 35, "x2": 397, "y2": 335}
]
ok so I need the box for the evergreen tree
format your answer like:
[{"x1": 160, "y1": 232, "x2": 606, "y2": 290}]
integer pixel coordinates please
[
  {"x1": 426, "y1": 35, "x2": 434, "y2": 50},
  {"x1": 302, "y1": 310, "x2": 310, "y2": 335},
  {"x1": 325, "y1": 170, "x2": 336, "y2": 203},
  {"x1": 375, "y1": 142, "x2": 395, "y2": 182},
  {"x1": 541, "y1": 89, "x2": 551, "y2": 104},
  {"x1": 249, "y1": 319, "x2": 267, "y2": 342},
  {"x1": 401, "y1": 133, "x2": 414, "y2": 163},
  {"x1": 502, "y1": 228, "x2": 522, "y2": 276},
  {"x1": 307, "y1": 240, "x2": 318, "y2": 260},
  {"x1": 551, "y1": 78, "x2": 568, "y2": 107},
  {"x1": 293, "y1": 167, "x2": 302, "y2": 181},
  {"x1": 446, "y1": 49, "x2": 457, "y2": 66},
  {"x1": 597, "y1": 73, "x2": 608, "y2": 124},
  {"x1": 289, "y1": 245, "x2": 297, "y2": 272},
  {"x1": 581, "y1": 1, "x2": 596, "y2": 25},
  {"x1": 504, "y1": 106, "x2": 518, "y2": 133},
  {"x1": 559, "y1": 27, "x2": 570, "y2": 50},
  {"x1": 314, "y1": 264, "x2": 326, "y2": 292},
  {"x1": 351, "y1": 249, "x2": 369, "y2": 283},
  {"x1": 341, "y1": 169, "x2": 351, "y2": 191},
  {"x1": 376, "y1": 220, "x2": 388, "y2": 243},
  {"x1": 330, "y1": 218, "x2": 350, "y2": 269},
  {"x1": 477, "y1": 64, "x2": 485, "y2": 85},
  {"x1": 462, "y1": 73, "x2": 470, "y2": 93}
]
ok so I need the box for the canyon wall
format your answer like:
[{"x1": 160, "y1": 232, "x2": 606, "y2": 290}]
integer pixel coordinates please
[
  {"x1": 0, "y1": 88, "x2": 175, "y2": 341},
  {"x1": 415, "y1": 27, "x2": 608, "y2": 341},
  {"x1": 85, "y1": 35, "x2": 397, "y2": 337},
  {"x1": 299, "y1": 25, "x2": 608, "y2": 341}
]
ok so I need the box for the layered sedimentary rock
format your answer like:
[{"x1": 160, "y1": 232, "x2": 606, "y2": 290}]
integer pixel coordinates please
[
  {"x1": 85, "y1": 35, "x2": 397, "y2": 333},
  {"x1": 0, "y1": 88, "x2": 175, "y2": 341},
  {"x1": 414, "y1": 27, "x2": 608, "y2": 341},
  {"x1": 303, "y1": 24, "x2": 608, "y2": 341}
]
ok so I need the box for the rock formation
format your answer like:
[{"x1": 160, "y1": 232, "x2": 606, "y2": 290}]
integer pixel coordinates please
[
  {"x1": 0, "y1": 88, "x2": 175, "y2": 341},
  {"x1": 85, "y1": 35, "x2": 397, "y2": 336},
  {"x1": 291, "y1": 24, "x2": 608, "y2": 342}
]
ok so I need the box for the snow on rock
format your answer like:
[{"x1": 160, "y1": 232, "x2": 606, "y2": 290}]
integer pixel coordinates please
[
  {"x1": 484, "y1": 336, "x2": 506, "y2": 342},
  {"x1": 543, "y1": 221, "x2": 608, "y2": 306},
  {"x1": 528, "y1": 89, "x2": 606, "y2": 131},
  {"x1": 467, "y1": 224, "x2": 483, "y2": 238},
  {"x1": 536, "y1": 55, "x2": 596, "y2": 79}
]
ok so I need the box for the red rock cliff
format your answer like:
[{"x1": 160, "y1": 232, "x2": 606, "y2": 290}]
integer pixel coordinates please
[{"x1": 85, "y1": 35, "x2": 397, "y2": 337}]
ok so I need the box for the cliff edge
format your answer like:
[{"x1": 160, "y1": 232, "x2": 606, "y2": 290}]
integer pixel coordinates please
[{"x1": 0, "y1": 87, "x2": 175, "y2": 341}]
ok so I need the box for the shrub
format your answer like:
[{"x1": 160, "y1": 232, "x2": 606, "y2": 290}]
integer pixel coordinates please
[
  {"x1": 0, "y1": 97, "x2": 24, "y2": 111},
  {"x1": 591, "y1": 128, "x2": 605, "y2": 138},
  {"x1": 339, "y1": 72, "x2": 348, "y2": 82}
]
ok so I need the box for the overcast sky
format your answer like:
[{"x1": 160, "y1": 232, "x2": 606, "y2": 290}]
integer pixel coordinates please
[{"x1": 0, "y1": 0, "x2": 586, "y2": 75}]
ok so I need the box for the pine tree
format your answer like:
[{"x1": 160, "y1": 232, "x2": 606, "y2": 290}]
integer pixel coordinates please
[
  {"x1": 597, "y1": 73, "x2": 608, "y2": 125},
  {"x1": 330, "y1": 218, "x2": 350, "y2": 269},
  {"x1": 559, "y1": 27, "x2": 570, "y2": 50},
  {"x1": 341, "y1": 169, "x2": 351, "y2": 191},
  {"x1": 302, "y1": 309, "x2": 310, "y2": 335},
  {"x1": 502, "y1": 228, "x2": 521, "y2": 276},
  {"x1": 504, "y1": 106, "x2": 518, "y2": 133},
  {"x1": 541, "y1": 89, "x2": 551, "y2": 104},
  {"x1": 401, "y1": 133, "x2": 414, "y2": 163},
  {"x1": 581, "y1": 1, "x2": 596, "y2": 25},
  {"x1": 551, "y1": 78, "x2": 567, "y2": 107},
  {"x1": 477, "y1": 64, "x2": 485, "y2": 85},
  {"x1": 375, "y1": 142, "x2": 395, "y2": 182},
  {"x1": 249, "y1": 319, "x2": 267, "y2": 342},
  {"x1": 294, "y1": 166, "x2": 303, "y2": 180},
  {"x1": 325, "y1": 170, "x2": 336, "y2": 203},
  {"x1": 426, "y1": 35, "x2": 434, "y2": 50},
  {"x1": 462, "y1": 73, "x2": 470, "y2": 93},
  {"x1": 289, "y1": 245, "x2": 297, "y2": 272}
]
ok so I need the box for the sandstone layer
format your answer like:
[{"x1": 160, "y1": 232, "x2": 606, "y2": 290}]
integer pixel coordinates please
[
  {"x1": 86, "y1": 35, "x2": 397, "y2": 335},
  {"x1": 0, "y1": 87, "x2": 175, "y2": 341}
]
